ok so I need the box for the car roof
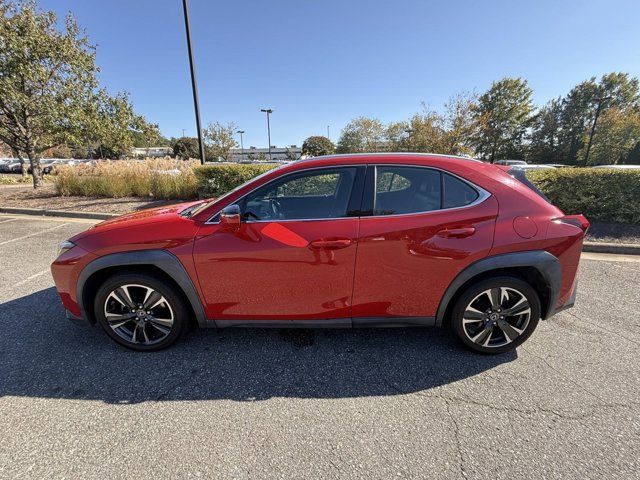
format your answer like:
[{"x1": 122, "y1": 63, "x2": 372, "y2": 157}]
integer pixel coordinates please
[{"x1": 293, "y1": 152, "x2": 484, "y2": 168}]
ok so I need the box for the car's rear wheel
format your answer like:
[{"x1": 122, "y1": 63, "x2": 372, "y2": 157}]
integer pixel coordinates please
[
  {"x1": 94, "y1": 273, "x2": 188, "y2": 351},
  {"x1": 451, "y1": 276, "x2": 540, "y2": 354}
]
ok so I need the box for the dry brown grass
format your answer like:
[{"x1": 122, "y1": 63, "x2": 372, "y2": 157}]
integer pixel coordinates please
[{"x1": 53, "y1": 159, "x2": 199, "y2": 199}]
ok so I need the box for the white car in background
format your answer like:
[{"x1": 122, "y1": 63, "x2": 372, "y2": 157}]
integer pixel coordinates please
[{"x1": 495, "y1": 159, "x2": 527, "y2": 166}]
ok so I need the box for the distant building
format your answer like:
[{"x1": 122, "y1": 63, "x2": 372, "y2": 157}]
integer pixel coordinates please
[
  {"x1": 131, "y1": 146, "x2": 173, "y2": 158},
  {"x1": 229, "y1": 145, "x2": 302, "y2": 163}
]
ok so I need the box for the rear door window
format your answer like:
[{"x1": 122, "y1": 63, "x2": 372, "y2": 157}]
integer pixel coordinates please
[{"x1": 374, "y1": 166, "x2": 441, "y2": 215}]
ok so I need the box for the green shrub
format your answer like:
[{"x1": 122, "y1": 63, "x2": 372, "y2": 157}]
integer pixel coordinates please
[
  {"x1": 527, "y1": 168, "x2": 640, "y2": 224},
  {"x1": 194, "y1": 163, "x2": 276, "y2": 198}
]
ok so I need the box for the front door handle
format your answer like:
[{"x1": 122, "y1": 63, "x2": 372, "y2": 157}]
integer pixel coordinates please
[
  {"x1": 309, "y1": 238, "x2": 352, "y2": 250},
  {"x1": 436, "y1": 227, "x2": 476, "y2": 239}
]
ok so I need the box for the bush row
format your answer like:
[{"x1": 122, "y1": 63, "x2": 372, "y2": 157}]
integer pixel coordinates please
[
  {"x1": 527, "y1": 168, "x2": 640, "y2": 224},
  {"x1": 193, "y1": 163, "x2": 275, "y2": 198}
]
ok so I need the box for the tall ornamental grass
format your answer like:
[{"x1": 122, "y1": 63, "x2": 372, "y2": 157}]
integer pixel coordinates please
[{"x1": 53, "y1": 159, "x2": 199, "y2": 199}]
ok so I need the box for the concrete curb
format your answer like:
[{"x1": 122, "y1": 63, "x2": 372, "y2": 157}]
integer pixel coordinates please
[
  {"x1": 0, "y1": 207, "x2": 118, "y2": 220},
  {"x1": 583, "y1": 241, "x2": 640, "y2": 255}
]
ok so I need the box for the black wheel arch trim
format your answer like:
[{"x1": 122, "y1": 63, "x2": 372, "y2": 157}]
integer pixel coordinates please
[
  {"x1": 435, "y1": 250, "x2": 561, "y2": 326},
  {"x1": 76, "y1": 250, "x2": 209, "y2": 328}
]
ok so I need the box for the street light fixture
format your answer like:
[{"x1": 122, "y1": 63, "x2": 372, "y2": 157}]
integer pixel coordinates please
[
  {"x1": 181, "y1": 0, "x2": 206, "y2": 165},
  {"x1": 584, "y1": 96, "x2": 612, "y2": 166},
  {"x1": 236, "y1": 130, "x2": 245, "y2": 160},
  {"x1": 260, "y1": 108, "x2": 273, "y2": 161}
]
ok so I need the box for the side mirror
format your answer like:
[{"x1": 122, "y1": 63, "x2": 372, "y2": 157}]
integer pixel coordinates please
[{"x1": 220, "y1": 204, "x2": 241, "y2": 230}]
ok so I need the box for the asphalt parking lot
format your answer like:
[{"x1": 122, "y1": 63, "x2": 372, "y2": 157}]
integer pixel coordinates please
[{"x1": 0, "y1": 214, "x2": 638, "y2": 479}]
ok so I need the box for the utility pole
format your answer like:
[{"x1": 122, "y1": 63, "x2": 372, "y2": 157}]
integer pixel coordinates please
[
  {"x1": 182, "y1": 0, "x2": 206, "y2": 165},
  {"x1": 405, "y1": 128, "x2": 413, "y2": 152},
  {"x1": 584, "y1": 96, "x2": 611, "y2": 166},
  {"x1": 327, "y1": 125, "x2": 330, "y2": 140},
  {"x1": 181, "y1": 128, "x2": 186, "y2": 138},
  {"x1": 260, "y1": 108, "x2": 273, "y2": 161},
  {"x1": 236, "y1": 130, "x2": 245, "y2": 161}
]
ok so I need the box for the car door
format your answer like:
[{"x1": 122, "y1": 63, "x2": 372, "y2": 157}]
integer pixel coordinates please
[
  {"x1": 192, "y1": 166, "x2": 365, "y2": 324},
  {"x1": 352, "y1": 165, "x2": 498, "y2": 323}
]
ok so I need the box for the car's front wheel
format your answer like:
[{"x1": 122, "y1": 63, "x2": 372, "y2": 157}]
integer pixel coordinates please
[
  {"x1": 451, "y1": 276, "x2": 541, "y2": 354},
  {"x1": 94, "y1": 273, "x2": 188, "y2": 351}
]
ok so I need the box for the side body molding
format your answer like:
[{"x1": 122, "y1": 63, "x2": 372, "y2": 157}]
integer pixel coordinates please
[
  {"x1": 76, "y1": 250, "x2": 209, "y2": 328},
  {"x1": 435, "y1": 250, "x2": 561, "y2": 326}
]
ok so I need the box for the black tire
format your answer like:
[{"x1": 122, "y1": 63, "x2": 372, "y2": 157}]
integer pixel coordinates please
[
  {"x1": 94, "y1": 273, "x2": 189, "y2": 351},
  {"x1": 450, "y1": 276, "x2": 541, "y2": 354}
]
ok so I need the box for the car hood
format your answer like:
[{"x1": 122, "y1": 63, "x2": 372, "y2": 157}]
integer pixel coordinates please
[{"x1": 70, "y1": 200, "x2": 203, "y2": 243}]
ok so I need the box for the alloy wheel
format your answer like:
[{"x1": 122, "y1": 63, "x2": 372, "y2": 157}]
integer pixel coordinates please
[
  {"x1": 103, "y1": 284, "x2": 174, "y2": 346},
  {"x1": 462, "y1": 287, "x2": 531, "y2": 348}
]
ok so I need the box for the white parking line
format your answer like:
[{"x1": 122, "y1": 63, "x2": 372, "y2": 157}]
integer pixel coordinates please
[
  {"x1": 0, "y1": 213, "x2": 98, "y2": 224},
  {"x1": 0, "y1": 223, "x2": 68, "y2": 246},
  {"x1": 0, "y1": 217, "x2": 18, "y2": 224},
  {"x1": 13, "y1": 269, "x2": 51, "y2": 287}
]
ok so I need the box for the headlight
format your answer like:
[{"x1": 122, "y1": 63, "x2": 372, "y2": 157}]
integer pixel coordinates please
[{"x1": 56, "y1": 240, "x2": 76, "y2": 257}]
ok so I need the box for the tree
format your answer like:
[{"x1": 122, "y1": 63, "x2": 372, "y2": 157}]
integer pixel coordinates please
[
  {"x1": 385, "y1": 121, "x2": 411, "y2": 151},
  {"x1": 558, "y1": 73, "x2": 640, "y2": 165},
  {"x1": 528, "y1": 98, "x2": 563, "y2": 163},
  {"x1": 302, "y1": 135, "x2": 335, "y2": 157},
  {"x1": 172, "y1": 137, "x2": 200, "y2": 160},
  {"x1": 336, "y1": 117, "x2": 385, "y2": 153},
  {"x1": 203, "y1": 121, "x2": 237, "y2": 161},
  {"x1": 0, "y1": 1, "x2": 99, "y2": 187},
  {"x1": 577, "y1": 107, "x2": 640, "y2": 165},
  {"x1": 441, "y1": 92, "x2": 479, "y2": 156},
  {"x1": 471, "y1": 78, "x2": 534, "y2": 162}
]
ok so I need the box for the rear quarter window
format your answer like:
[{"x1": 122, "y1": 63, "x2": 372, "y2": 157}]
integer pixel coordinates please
[{"x1": 442, "y1": 173, "x2": 479, "y2": 208}]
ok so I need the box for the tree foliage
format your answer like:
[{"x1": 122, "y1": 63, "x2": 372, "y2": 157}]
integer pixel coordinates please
[
  {"x1": 0, "y1": 1, "x2": 164, "y2": 186},
  {"x1": 203, "y1": 121, "x2": 237, "y2": 161},
  {"x1": 172, "y1": 136, "x2": 201, "y2": 160},
  {"x1": 336, "y1": 117, "x2": 385, "y2": 153},
  {"x1": 302, "y1": 135, "x2": 335, "y2": 157},
  {"x1": 471, "y1": 77, "x2": 534, "y2": 162}
]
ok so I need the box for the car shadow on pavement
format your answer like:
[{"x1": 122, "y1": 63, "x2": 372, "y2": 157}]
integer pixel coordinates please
[{"x1": 0, "y1": 288, "x2": 516, "y2": 403}]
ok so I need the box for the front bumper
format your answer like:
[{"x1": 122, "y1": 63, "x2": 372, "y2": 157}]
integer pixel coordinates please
[{"x1": 65, "y1": 309, "x2": 90, "y2": 326}]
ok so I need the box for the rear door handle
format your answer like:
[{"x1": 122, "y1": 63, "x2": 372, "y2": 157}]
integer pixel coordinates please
[
  {"x1": 436, "y1": 227, "x2": 476, "y2": 239},
  {"x1": 309, "y1": 238, "x2": 352, "y2": 250}
]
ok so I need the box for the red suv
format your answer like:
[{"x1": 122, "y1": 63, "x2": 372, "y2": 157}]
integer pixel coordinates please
[{"x1": 51, "y1": 154, "x2": 588, "y2": 353}]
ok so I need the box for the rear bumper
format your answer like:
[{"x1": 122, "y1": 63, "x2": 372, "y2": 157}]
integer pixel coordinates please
[{"x1": 549, "y1": 280, "x2": 578, "y2": 317}]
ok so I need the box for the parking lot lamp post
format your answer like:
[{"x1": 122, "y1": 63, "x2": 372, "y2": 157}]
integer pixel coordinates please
[
  {"x1": 182, "y1": 0, "x2": 206, "y2": 165},
  {"x1": 261, "y1": 109, "x2": 273, "y2": 161},
  {"x1": 584, "y1": 96, "x2": 612, "y2": 166},
  {"x1": 237, "y1": 130, "x2": 245, "y2": 160},
  {"x1": 405, "y1": 128, "x2": 413, "y2": 152}
]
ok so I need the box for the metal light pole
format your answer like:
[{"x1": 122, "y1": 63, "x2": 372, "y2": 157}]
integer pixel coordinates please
[
  {"x1": 261, "y1": 108, "x2": 273, "y2": 161},
  {"x1": 327, "y1": 125, "x2": 330, "y2": 140},
  {"x1": 182, "y1": 0, "x2": 206, "y2": 165},
  {"x1": 584, "y1": 96, "x2": 611, "y2": 166},
  {"x1": 404, "y1": 128, "x2": 413, "y2": 152},
  {"x1": 236, "y1": 130, "x2": 245, "y2": 160}
]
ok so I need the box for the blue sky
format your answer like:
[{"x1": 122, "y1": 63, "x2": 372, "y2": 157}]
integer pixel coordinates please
[{"x1": 39, "y1": 0, "x2": 640, "y2": 147}]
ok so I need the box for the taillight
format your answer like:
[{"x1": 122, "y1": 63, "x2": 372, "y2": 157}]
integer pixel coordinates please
[{"x1": 552, "y1": 215, "x2": 590, "y2": 233}]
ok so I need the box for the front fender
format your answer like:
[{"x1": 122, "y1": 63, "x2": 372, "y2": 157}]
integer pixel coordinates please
[{"x1": 76, "y1": 250, "x2": 209, "y2": 328}]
